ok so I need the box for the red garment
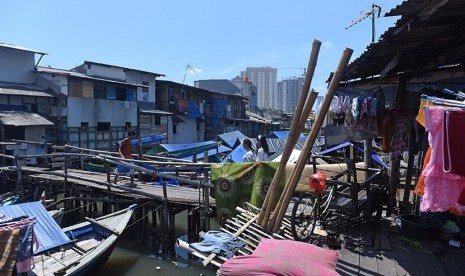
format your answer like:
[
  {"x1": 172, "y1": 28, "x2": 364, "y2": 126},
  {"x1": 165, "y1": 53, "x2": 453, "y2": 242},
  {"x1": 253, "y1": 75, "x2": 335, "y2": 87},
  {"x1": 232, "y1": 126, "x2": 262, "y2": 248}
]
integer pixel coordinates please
[
  {"x1": 119, "y1": 138, "x2": 133, "y2": 159},
  {"x1": 444, "y1": 110, "x2": 465, "y2": 177}
]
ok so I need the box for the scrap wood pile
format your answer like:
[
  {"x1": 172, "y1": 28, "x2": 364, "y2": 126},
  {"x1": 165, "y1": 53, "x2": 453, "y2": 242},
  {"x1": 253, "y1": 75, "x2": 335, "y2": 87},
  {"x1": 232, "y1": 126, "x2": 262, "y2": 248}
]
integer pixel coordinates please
[
  {"x1": 257, "y1": 40, "x2": 354, "y2": 233},
  {"x1": 177, "y1": 205, "x2": 340, "y2": 276}
]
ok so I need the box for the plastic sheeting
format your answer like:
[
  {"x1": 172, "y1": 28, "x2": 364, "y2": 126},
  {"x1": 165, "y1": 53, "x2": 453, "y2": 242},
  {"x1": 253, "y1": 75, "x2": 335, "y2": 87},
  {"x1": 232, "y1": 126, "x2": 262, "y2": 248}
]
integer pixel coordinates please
[
  {"x1": 180, "y1": 145, "x2": 231, "y2": 162},
  {"x1": 211, "y1": 98, "x2": 228, "y2": 128},
  {"x1": 0, "y1": 202, "x2": 71, "y2": 254},
  {"x1": 130, "y1": 134, "x2": 165, "y2": 146},
  {"x1": 319, "y1": 141, "x2": 388, "y2": 169},
  {"x1": 188, "y1": 102, "x2": 203, "y2": 118}
]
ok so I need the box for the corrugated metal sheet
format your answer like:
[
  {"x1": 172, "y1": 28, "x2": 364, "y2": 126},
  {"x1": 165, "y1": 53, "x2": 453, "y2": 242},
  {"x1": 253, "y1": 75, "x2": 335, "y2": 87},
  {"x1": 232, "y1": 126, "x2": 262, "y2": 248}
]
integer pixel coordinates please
[
  {"x1": 0, "y1": 43, "x2": 47, "y2": 55},
  {"x1": 217, "y1": 130, "x2": 247, "y2": 148},
  {"x1": 271, "y1": 130, "x2": 306, "y2": 139},
  {"x1": 0, "y1": 87, "x2": 53, "y2": 97},
  {"x1": 0, "y1": 111, "x2": 54, "y2": 126}
]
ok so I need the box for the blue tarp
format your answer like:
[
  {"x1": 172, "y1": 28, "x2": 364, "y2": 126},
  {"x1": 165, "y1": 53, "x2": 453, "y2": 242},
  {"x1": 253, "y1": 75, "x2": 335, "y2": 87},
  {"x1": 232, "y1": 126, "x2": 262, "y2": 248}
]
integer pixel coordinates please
[
  {"x1": 211, "y1": 98, "x2": 228, "y2": 128},
  {"x1": 319, "y1": 141, "x2": 388, "y2": 169},
  {"x1": 180, "y1": 144, "x2": 231, "y2": 161},
  {"x1": 0, "y1": 202, "x2": 72, "y2": 254},
  {"x1": 130, "y1": 134, "x2": 165, "y2": 146},
  {"x1": 188, "y1": 102, "x2": 203, "y2": 118},
  {"x1": 160, "y1": 140, "x2": 216, "y2": 152},
  {"x1": 217, "y1": 130, "x2": 247, "y2": 148},
  {"x1": 271, "y1": 130, "x2": 306, "y2": 139}
]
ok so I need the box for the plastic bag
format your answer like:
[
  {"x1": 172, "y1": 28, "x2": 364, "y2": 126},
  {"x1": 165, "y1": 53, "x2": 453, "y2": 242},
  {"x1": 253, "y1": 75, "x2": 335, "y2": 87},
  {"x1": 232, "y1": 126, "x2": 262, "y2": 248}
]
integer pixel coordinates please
[{"x1": 308, "y1": 171, "x2": 327, "y2": 193}]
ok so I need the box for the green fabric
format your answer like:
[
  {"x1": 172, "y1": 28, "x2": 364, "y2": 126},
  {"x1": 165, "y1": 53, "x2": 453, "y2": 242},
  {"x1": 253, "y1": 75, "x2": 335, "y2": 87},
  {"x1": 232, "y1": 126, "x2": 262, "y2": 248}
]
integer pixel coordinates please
[{"x1": 211, "y1": 162, "x2": 286, "y2": 225}]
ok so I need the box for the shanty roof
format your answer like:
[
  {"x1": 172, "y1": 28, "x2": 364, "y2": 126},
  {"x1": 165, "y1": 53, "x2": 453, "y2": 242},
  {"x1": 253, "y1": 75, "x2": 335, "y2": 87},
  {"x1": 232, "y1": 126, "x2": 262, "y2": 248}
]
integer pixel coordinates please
[
  {"x1": 344, "y1": 0, "x2": 465, "y2": 81},
  {"x1": 246, "y1": 111, "x2": 271, "y2": 124},
  {"x1": 0, "y1": 84, "x2": 54, "y2": 97},
  {"x1": 82, "y1": 61, "x2": 165, "y2": 77},
  {"x1": 0, "y1": 111, "x2": 54, "y2": 126},
  {"x1": 270, "y1": 130, "x2": 306, "y2": 139},
  {"x1": 36, "y1": 67, "x2": 146, "y2": 88},
  {"x1": 217, "y1": 130, "x2": 247, "y2": 148},
  {"x1": 0, "y1": 42, "x2": 47, "y2": 55}
]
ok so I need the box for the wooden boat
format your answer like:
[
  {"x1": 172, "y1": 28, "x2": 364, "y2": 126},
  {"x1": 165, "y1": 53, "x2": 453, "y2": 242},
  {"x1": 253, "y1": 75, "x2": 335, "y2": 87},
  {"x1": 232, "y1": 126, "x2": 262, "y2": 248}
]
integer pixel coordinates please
[{"x1": 30, "y1": 204, "x2": 137, "y2": 275}]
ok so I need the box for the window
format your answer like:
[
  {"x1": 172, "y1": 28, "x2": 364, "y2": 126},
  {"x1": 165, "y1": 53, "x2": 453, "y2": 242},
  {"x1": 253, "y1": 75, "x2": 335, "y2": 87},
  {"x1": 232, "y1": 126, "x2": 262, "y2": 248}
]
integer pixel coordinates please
[
  {"x1": 95, "y1": 83, "x2": 106, "y2": 99},
  {"x1": 80, "y1": 122, "x2": 89, "y2": 130},
  {"x1": 116, "y1": 86, "x2": 126, "y2": 100},
  {"x1": 172, "y1": 124, "x2": 177, "y2": 134},
  {"x1": 125, "y1": 122, "x2": 131, "y2": 131},
  {"x1": 142, "y1": 81, "x2": 149, "y2": 93},
  {"x1": 154, "y1": 115, "x2": 160, "y2": 126},
  {"x1": 97, "y1": 122, "x2": 111, "y2": 131}
]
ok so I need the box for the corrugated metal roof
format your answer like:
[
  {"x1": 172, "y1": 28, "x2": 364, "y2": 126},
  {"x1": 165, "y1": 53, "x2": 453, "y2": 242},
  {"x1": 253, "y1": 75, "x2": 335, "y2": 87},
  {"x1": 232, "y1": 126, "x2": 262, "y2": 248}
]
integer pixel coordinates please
[
  {"x1": 217, "y1": 130, "x2": 247, "y2": 148},
  {"x1": 0, "y1": 111, "x2": 54, "y2": 126},
  {"x1": 345, "y1": 0, "x2": 465, "y2": 81},
  {"x1": 82, "y1": 61, "x2": 165, "y2": 77},
  {"x1": 36, "y1": 67, "x2": 145, "y2": 87},
  {"x1": 271, "y1": 130, "x2": 306, "y2": 139},
  {"x1": 0, "y1": 43, "x2": 47, "y2": 55},
  {"x1": 0, "y1": 87, "x2": 53, "y2": 97}
]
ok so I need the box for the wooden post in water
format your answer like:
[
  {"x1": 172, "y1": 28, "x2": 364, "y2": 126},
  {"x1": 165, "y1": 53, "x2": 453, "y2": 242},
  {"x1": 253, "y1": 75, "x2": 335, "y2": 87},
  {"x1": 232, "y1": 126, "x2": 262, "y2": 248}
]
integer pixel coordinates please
[{"x1": 203, "y1": 151, "x2": 210, "y2": 231}]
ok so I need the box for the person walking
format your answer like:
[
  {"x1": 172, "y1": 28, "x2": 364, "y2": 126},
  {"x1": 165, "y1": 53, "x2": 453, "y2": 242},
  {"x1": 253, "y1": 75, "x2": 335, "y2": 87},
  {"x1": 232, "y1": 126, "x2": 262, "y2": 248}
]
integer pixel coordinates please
[
  {"x1": 242, "y1": 138, "x2": 257, "y2": 162},
  {"x1": 114, "y1": 129, "x2": 136, "y2": 186},
  {"x1": 256, "y1": 135, "x2": 270, "y2": 161}
]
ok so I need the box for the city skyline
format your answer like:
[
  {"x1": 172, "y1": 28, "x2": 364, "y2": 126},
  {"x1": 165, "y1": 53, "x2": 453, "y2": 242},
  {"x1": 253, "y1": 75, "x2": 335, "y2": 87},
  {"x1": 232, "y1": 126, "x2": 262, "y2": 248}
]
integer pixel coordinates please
[{"x1": 1, "y1": 1, "x2": 399, "y2": 94}]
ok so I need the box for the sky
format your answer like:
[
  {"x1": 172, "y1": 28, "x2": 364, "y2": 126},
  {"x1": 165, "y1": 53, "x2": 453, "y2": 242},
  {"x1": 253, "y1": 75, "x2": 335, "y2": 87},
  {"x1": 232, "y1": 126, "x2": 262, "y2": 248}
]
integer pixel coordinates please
[{"x1": 1, "y1": 1, "x2": 400, "y2": 93}]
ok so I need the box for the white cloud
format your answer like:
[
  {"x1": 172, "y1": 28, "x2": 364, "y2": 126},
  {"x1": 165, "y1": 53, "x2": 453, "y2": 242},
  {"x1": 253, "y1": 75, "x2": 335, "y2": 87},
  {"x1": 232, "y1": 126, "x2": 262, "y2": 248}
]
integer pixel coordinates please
[{"x1": 322, "y1": 41, "x2": 333, "y2": 49}]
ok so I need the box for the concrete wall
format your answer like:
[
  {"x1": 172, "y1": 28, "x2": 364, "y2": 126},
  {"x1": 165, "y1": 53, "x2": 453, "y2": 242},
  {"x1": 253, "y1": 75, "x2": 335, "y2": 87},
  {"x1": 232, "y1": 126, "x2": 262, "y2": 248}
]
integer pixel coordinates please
[
  {"x1": 167, "y1": 116, "x2": 204, "y2": 144},
  {"x1": 86, "y1": 65, "x2": 125, "y2": 81},
  {"x1": 0, "y1": 48, "x2": 35, "y2": 83},
  {"x1": 67, "y1": 97, "x2": 137, "y2": 127}
]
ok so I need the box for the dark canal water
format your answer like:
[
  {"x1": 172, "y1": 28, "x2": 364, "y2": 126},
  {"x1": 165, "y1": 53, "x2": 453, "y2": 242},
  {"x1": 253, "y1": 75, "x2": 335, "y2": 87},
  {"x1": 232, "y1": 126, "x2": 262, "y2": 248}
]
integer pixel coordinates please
[{"x1": 89, "y1": 210, "x2": 220, "y2": 276}]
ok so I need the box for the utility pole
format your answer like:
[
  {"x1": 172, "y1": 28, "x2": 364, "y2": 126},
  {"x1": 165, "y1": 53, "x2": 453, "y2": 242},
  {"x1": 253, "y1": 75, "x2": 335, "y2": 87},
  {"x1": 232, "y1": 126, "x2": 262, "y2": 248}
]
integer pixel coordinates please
[{"x1": 346, "y1": 4, "x2": 381, "y2": 43}]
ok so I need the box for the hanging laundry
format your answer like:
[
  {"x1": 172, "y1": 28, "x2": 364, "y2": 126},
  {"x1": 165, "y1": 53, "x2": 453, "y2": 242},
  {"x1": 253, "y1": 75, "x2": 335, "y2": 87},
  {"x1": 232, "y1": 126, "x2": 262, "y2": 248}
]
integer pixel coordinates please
[
  {"x1": 420, "y1": 106, "x2": 465, "y2": 214},
  {"x1": 443, "y1": 109, "x2": 465, "y2": 177}
]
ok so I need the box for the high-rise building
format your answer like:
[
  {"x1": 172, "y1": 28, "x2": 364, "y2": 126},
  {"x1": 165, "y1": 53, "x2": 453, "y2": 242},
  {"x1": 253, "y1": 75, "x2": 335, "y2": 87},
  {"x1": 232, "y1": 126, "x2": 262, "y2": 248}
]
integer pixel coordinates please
[
  {"x1": 241, "y1": 67, "x2": 277, "y2": 110},
  {"x1": 278, "y1": 77, "x2": 304, "y2": 113},
  {"x1": 231, "y1": 76, "x2": 258, "y2": 113}
]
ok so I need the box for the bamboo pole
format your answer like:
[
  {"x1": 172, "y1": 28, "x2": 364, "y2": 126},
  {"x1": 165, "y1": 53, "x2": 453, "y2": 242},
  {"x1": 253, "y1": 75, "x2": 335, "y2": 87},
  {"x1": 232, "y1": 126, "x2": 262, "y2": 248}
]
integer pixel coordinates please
[
  {"x1": 268, "y1": 47, "x2": 354, "y2": 233},
  {"x1": 96, "y1": 155, "x2": 213, "y2": 188},
  {"x1": 176, "y1": 239, "x2": 225, "y2": 267},
  {"x1": 202, "y1": 213, "x2": 259, "y2": 267},
  {"x1": 257, "y1": 39, "x2": 322, "y2": 227}
]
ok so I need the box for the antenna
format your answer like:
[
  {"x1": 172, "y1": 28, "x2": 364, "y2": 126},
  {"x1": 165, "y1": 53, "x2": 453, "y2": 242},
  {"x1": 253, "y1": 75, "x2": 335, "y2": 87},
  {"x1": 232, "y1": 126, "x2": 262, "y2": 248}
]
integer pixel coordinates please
[
  {"x1": 182, "y1": 64, "x2": 198, "y2": 85},
  {"x1": 346, "y1": 4, "x2": 381, "y2": 43}
]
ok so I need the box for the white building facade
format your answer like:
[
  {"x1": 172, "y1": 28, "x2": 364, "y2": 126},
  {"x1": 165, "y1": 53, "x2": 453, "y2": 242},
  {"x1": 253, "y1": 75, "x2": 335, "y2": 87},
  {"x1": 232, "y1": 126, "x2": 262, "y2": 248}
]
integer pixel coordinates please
[
  {"x1": 278, "y1": 77, "x2": 304, "y2": 113},
  {"x1": 241, "y1": 67, "x2": 277, "y2": 110}
]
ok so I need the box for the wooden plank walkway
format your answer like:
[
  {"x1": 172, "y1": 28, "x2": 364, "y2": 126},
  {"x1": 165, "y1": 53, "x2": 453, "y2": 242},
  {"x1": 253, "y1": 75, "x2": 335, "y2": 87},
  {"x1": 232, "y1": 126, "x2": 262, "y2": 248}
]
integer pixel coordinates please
[
  {"x1": 336, "y1": 219, "x2": 465, "y2": 276},
  {"x1": 25, "y1": 168, "x2": 215, "y2": 206}
]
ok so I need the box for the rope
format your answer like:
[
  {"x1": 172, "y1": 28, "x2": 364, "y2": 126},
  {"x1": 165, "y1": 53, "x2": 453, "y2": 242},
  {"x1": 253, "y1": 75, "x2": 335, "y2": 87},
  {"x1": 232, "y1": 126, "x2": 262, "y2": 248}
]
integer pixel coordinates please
[{"x1": 125, "y1": 205, "x2": 162, "y2": 229}]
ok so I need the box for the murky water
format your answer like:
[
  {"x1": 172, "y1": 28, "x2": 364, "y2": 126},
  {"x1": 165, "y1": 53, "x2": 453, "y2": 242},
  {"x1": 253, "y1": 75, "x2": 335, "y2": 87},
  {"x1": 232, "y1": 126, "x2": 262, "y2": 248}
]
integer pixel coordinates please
[
  {"x1": 89, "y1": 210, "x2": 220, "y2": 276},
  {"x1": 90, "y1": 238, "x2": 218, "y2": 276}
]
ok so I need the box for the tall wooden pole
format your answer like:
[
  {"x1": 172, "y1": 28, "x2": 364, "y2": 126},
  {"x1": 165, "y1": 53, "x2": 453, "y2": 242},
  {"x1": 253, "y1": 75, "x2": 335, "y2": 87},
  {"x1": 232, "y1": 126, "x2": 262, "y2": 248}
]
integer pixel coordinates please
[
  {"x1": 268, "y1": 47, "x2": 354, "y2": 232},
  {"x1": 257, "y1": 39, "x2": 322, "y2": 227}
]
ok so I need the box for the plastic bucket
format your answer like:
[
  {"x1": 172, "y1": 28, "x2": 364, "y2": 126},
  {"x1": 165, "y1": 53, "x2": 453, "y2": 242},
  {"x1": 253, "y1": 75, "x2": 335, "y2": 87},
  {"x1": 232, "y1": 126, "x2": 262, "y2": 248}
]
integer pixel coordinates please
[{"x1": 396, "y1": 214, "x2": 442, "y2": 241}]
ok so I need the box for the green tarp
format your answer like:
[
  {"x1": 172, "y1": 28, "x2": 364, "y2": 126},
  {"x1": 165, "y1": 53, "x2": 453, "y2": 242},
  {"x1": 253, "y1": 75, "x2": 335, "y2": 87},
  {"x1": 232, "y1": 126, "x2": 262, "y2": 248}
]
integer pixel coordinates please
[{"x1": 211, "y1": 162, "x2": 286, "y2": 225}]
